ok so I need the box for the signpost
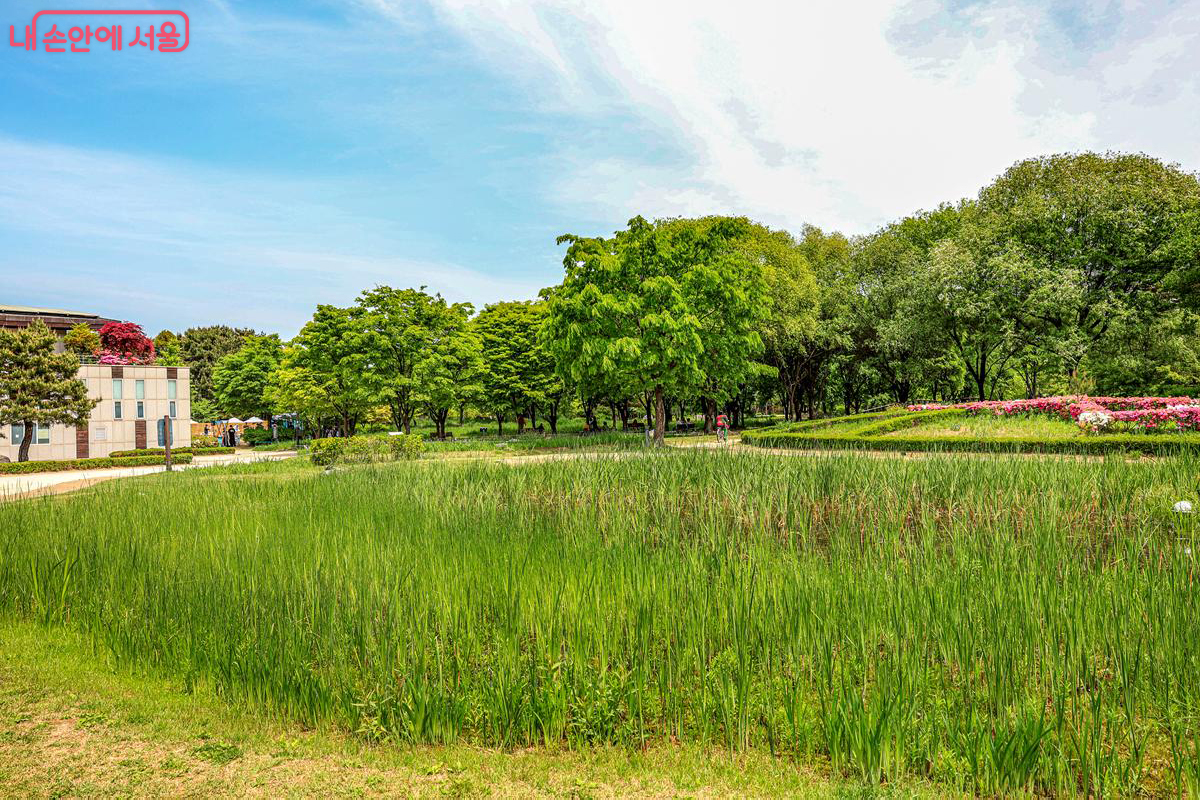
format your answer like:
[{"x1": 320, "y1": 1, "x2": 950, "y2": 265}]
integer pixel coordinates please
[{"x1": 163, "y1": 414, "x2": 172, "y2": 471}]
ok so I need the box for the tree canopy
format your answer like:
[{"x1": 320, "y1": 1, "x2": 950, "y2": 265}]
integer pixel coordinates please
[{"x1": 545, "y1": 216, "x2": 769, "y2": 443}]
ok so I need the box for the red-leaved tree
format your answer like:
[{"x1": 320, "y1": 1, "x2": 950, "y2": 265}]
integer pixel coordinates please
[{"x1": 97, "y1": 322, "x2": 156, "y2": 364}]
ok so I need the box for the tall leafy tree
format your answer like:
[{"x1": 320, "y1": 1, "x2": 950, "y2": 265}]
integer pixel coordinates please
[
  {"x1": 179, "y1": 325, "x2": 256, "y2": 404},
  {"x1": 851, "y1": 203, "x2": 966, "y2": 405},
  {"x1": 357, "y1": 286, "x2": 457, "y2": 433},
  {"x1": 976, "y1": 152, "x2": 1200, "y2": 344},
  {"x1": 413, "y1": 303, "x2": 482, "y2": 438},
  {"x1": 0, "y1": 320, "x2": 96, "y2": 462},
  {"x1": 268, "y1": 306, "x2": 373, "y2": 436},
  {"x1": 735, "y1": 224, "x2": 817, "y2": 427},
  {"x1": 212, "y1": 334, "x2": 284, "y2": 420},
  {"x1": 545, "y1": 215, "x2": 766, "y2": 444},
  {"x1": 475, "y1": 300, "x2": 559, "y2": 433}
]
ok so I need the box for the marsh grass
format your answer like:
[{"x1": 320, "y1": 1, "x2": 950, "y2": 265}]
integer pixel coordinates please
[{"x1": 2, "y1": 449, "x2": 1199, "y2": 794}]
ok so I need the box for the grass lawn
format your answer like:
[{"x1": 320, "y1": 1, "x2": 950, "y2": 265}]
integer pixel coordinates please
[
  {"x1": 885, "y1": 413, "x2": 1083, "y2": 439},
  {"x1": 3, "y1": 449, "x2": 1200, "y2": 795}
]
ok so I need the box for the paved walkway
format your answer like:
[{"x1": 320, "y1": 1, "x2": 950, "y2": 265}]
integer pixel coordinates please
[{"x1": 0, "y1": 450, "x2": 297, "y2": 501}]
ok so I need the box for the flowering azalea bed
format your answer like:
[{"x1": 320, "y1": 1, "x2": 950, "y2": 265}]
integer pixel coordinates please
[{"x1": 907, "y1": 396, "x2": 1200, "y2": 434}]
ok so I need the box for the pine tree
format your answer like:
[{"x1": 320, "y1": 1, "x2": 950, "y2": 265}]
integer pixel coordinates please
[{"x1": 0, "y1": 319, "x2": 97, "y2": 462}]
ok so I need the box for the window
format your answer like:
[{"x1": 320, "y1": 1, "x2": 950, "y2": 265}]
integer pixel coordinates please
[
  {"x1": 135, "y1": 380, "x2": 145, "y2": 400},
  {"x1": 136, "y1": 401, "x2": 145, "y2": 419},
  {"x1": 167, "y1": 379, "x2": 177, "y2": 400},
  {"x1": 112, "y1": 379, "x2": 123, "y2": 399},
  {"x1": 10, "y1": 424, "x2": 49, "y2": 445},
  {"x1": 114, "y1": 400, "x2": 123, "y2": 419},
  {"x1": 169, "y1": 401, "x2": 177, "y2": 418}
]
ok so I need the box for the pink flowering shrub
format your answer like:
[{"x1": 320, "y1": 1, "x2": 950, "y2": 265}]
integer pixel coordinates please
[{"x1": 906, "y1": 396, "x2": 1200, "y2": 434}]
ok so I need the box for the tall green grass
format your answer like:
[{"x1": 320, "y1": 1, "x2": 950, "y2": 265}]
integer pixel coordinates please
[{"x1": 2, "y1": 450, "x2": 1199, "y2": 794}]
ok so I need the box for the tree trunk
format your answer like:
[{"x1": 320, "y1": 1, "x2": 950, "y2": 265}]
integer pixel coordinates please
[
  {"x1": 702, "y1": 397, "x2": 715, "y2": 433},
  {"x1": 495, "y1": 413, "x2": 504, "y2": 435},
  {"x1": 548, "y1": 400, "x2": 559, "y2": 434},
  {"x1": 17, "y1": 420, "x2": 33, "y2": 462},
  {"x1": 653, "y1": 385, "x2": 666, "y2": 445},
  {"x1": 458, "y1": 403, "x2": 465, "y2": 425}
]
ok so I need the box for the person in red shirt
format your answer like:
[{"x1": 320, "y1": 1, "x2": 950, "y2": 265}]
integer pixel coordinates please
[{"x1": 715, "y1": 412, "x2": 729, "y2": 442}]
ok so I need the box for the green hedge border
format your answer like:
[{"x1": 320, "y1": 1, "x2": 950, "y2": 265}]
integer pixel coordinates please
[
  {"x1": 0, "y1": 453, "x2": 195, "y2": 475},
  {"x1": 742, "y1": 409, "x2": 1200, "y2": 456},
  {"x1": 108, "y1": 447, "x2": 234, "y2": 457}
]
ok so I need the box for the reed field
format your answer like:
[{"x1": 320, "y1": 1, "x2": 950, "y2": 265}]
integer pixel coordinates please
[{"x1": 3, "y1": 449, "x2": 1200, "y2": 795}]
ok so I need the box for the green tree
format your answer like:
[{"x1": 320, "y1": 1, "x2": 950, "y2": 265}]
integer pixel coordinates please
[
  {"x1": 153, "y1": 329, "x2": 184, "y2": 366},
  {"x1": 757, "y1": 226, "x2": 820, "y2": 421},
  {"x1": 179, "y1": 326, "x2": 256, "y2": 404},
  {"x1": 413, "y1": 303, "x2": 482, "y2": 438},
  {"x1": 545, "y1": 215, "x2": 766, "y2": 444},
  {"x1": 0, "y1": 320, "x2": 97, "y2": 462},
  {"x1": 976, "y1": 152, "x2": 1200, "y2": 347},
  {"x1": 849, "y1": 204, "x2": 965, "y2": 406},
  {"x1": 268, "y1": 306, "x2": 373, "y2": 436},
  {"x1": 475, "y1": 300, "x2": 559, "y2": 434},
  {"x1": 63, "y1": 322, "x2": 100, "y2": 357},
  {"x1": 212, "y1": 334, "x2": 284, "y2": 421},
  {"x1": 356, "y1": 286, "x2": 457, "y2": 433}
]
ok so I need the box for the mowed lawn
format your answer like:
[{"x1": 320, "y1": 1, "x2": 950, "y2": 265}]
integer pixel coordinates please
[
  {"x1": 883, "y1": 413, "x2": 1086, "y2": 439},
  {"x1": 2, "y1": 449, "x2": 1200, "y2": 796}
]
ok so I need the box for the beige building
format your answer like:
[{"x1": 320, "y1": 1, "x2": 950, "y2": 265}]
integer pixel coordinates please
[
  {"x1": 1, "y1": 306, "x2": 191, "y2": 462},
  {"x1": 3, "y1": 364, "x2": 193, "y2": 463}
]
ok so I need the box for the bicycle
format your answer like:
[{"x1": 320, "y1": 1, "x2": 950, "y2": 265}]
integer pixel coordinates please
[{"x1": 716, "y1": 425, "x2": 728, "y2": 443}]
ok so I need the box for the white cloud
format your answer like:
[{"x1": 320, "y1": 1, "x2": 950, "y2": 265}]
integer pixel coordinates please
[{"x1": 418, "y1": 0, "x2": 1200, "y2": 234}]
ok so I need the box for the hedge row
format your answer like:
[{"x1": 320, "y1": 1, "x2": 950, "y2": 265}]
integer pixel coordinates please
[
  {"x1": 0, "y1": 453, "x2": 195, "y2": 474},
  {"x1": 741, "y1": 429, "x2": 1200, "y2": 456},
  {"x1": 108, "y1": 447, "x2": 234, "y2": 457}
]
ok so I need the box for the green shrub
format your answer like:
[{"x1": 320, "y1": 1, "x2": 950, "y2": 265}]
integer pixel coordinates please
[
  {"x1": 385, "y1": 433, "x2": 425, "y2": 460},
  {"x1": 192, "y1": 434, "x2": 220, "y2": 447},
  {"x1": 309, "y1": 434, "x2": 425, "y2": 466},
  {"x1": 242, "y1": 427, "x2": 275, "y2": 445},
  {"x1": 742, "y1": 428, "x2": 1200, "y2": 456},
  {"x1": 0, "y1": 454, "x2": 194, "y2": 474},
  {"x1": 308, "y1": 438, "x2": 343, "y2": 466},
  {"x1": 108, "y1": 447, "x2": 234, "y2": 457}
]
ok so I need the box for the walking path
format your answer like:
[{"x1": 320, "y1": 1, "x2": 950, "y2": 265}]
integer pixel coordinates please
[
  {"x1": 0, "y1": 450, "x2": 297, "y2": 501},
  {"x1": 1, "y1": 433, "x2": 1148, "y2": 502}
]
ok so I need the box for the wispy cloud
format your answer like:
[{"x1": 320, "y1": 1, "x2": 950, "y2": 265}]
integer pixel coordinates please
[
  {"x1": 0, "y1": 136, "x2": 543, "y2": 334},
  {"x1": 417, "y1": 0, "x2": 1200, "y2": 234}
]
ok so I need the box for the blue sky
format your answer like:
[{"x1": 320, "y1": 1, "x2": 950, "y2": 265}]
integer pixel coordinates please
[{"x1": 2, "y1": 0, "x2": 1198, "y2": 335}]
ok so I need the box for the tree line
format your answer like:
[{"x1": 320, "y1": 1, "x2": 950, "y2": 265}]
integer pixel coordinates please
[{"x1": 160, "y1": 151, "x2": 1200, "y2": 443}]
